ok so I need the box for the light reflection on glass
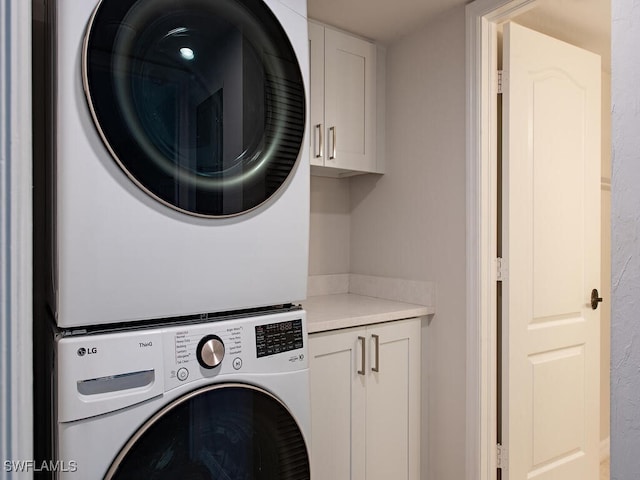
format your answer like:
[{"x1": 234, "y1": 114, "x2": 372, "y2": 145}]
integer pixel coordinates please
[{"x1": 179, "y1": 47, "x2": 195, "y2": 60}]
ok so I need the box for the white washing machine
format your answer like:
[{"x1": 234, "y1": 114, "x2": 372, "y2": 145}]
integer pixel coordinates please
[
  {"x1": 47, "y1": 0, "x2": 310, "y2": 328},
  {"x1": 54, "y1": 308, "x2": 310, "y2": 479}
]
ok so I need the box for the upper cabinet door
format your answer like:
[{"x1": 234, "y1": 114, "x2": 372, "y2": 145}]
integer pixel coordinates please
[
  {"x1": 325, "y1": 29, "x2": 376, "y2": 171},
  {"x1": 309, "y1": 21, "x2": 379, "y2": 176},
  {"x1": 309, "y1": 22, "x2": 326, "y2": 167},
  {"x1": 324, "y1": 28, "x2": 377, "y2": 172}
]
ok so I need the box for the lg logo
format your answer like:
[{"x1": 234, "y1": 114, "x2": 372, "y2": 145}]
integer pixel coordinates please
[{"x1": 77, "y1": 347, "x2": 97, "y2": 357}]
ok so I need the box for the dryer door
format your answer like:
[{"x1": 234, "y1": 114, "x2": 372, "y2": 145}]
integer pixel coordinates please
[
  {"x1": 84, "y1": 0, "x2": 305, "y2": 218},
  {"x1": 105, "y1": 384, "x2": 310, "y2": 479}
]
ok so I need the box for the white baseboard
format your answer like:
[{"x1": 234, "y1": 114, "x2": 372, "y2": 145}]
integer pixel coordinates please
[{"x1": 600, "y1": 436, "x2": 610, "y2": 462}]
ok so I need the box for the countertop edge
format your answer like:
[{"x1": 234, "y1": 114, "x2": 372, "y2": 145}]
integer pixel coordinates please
[{"x1": 302, "y1": 293, "x2": 435, "y2": 334}]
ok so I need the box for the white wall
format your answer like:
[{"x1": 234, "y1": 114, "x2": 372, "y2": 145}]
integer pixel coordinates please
[
  {"x1": 611, "y1": 0, "x2": 640, "y2": 475},
  {"x1": 349, "y1": 6, "x2": 467, "y2": 478},
  {"x1": 309, "y1": 176, "x2": 351, "y2": 275}
]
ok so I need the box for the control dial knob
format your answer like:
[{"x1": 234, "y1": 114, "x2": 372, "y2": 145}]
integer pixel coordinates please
[{"x1": 196, "y1": 335, "x2": 225, "y2": 369}]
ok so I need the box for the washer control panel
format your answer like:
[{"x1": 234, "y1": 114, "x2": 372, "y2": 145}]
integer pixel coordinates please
[
  {"x1": 173, "y1": 326, "x2": 242, "y2": 367},
  {"x1": 256, "y1": 319, "x2": 303, "y2": 358},
  {"x1": 163, "y1": 309, "x2": 307, "y2": 392},
  {"x1": 57, "y1": 309, "x2": 307, "y2": 423}
]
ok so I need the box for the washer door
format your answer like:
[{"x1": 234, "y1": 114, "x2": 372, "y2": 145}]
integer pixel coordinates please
[
  {"x1": 105, "y1": 384, "x2": 310, "y2": 479},
  {"x1": 84, "y1": 0, "x2": 305, "y2": 217}
]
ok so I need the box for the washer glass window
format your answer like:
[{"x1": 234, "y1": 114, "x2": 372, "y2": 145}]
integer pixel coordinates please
[
  {"x1": 106, "y1": 384, "x2": 310, "y2": 479},
  {"x1": 84, "y1": 0, "x2": 306, "y2": 217}
]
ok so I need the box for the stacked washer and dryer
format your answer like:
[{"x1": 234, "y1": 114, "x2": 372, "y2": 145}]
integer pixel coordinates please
[{"x1": 46, "y1": 0, "x2": 311, "y2": 477}]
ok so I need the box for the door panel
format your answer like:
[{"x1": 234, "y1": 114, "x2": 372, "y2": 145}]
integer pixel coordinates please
[
  {"x1": 503, "y1": 21, "x2": 600, "y2": 480},
  {"x1": 530, "y1": 346, "x2": 585, "y2": 467},
  {"x1": 531, "y1": 74, "x2": 585, "y2": 320}
]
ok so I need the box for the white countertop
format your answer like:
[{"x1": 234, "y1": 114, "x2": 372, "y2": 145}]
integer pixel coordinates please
[{"x1": 302, "y1": 293, "x2": 434, "y2": 334}]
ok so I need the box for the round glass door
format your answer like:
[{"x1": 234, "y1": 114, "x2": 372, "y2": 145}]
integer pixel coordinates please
[
  {"x1": 84, "y1": 0, "x2": 306, "y2": 217},
  {"x1": 105, "y1": 384, "x2": 310, "y2": 479}
]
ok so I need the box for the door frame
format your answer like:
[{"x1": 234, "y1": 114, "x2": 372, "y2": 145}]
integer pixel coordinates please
[
  {"x1": 0, "y1": 0, "x2": 33, "y2": 468},
  {"x1": 464, "y1": 1, "x2": 537, "y2": 479}
]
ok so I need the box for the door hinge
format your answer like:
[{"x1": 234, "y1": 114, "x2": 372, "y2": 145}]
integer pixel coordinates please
[
  {"x1": 496, "y1": 443, "x2": 508, "y2": 469},
  {"x1": 497, "y1": 70, "x2": 504, "y2": 95},
  {"x1": 496, "y1": 257, "x2": 506, "y2": 282}
]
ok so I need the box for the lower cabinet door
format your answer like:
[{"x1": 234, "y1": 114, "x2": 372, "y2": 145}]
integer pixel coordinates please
[
  {"x1": 309, "y1": 318, "x2": 421, "y2": 480},
  {"x1": 309, "y1": 327, "x2": 367, "y2": 480},
  {"x1": 366, "y1": 319, "x2": 421, "y2": 480}
]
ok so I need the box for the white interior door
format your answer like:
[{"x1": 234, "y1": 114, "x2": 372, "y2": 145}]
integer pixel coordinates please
[{"x1": 502, "y1": 21, "x2": 601, "y2": 480}]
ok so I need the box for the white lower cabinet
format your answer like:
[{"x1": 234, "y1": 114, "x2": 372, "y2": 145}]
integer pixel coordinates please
[{"x1": 309, "y1": 318, "x2": 421, "y2": 480}]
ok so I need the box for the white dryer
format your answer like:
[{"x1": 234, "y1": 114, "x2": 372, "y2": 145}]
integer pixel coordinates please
[
  {"x1": 54, "y1": 308, "x2": 310, "y2": 479},
  {"x1": 48, "y1": 0, "x2": 309, "y2": 328}
]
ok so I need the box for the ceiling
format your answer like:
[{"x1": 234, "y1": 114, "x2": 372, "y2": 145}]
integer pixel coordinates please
[
  {"x1": 307, "y1": 0, "x2": 610, "y2": 67},
  {"x1": 307, "y1": 0, "x2": 466, "y2": 43},
  {"x1": 514, "y1": 0, "x2": 610, "y2": 69}
]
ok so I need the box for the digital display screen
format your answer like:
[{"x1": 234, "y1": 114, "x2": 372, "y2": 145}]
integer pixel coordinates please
[{"x1": 255, "y1": 319, "x2": 303, "y2": 358}]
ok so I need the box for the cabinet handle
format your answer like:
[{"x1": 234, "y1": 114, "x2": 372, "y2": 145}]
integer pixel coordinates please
[
  {"x1": 315, "y1": 123, "x2": 323, "y2": 158},
  {"x1": 372, "y1": 334, "x2": 380, "y2": 372},
  {"x1": 357, "y1": 336, "x2": 366, "y2": 375},
  {"x1": 329, "y1": 126, "x2": 337, "y2": 160}
]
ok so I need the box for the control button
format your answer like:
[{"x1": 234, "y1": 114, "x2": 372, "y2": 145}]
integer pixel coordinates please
[
  {"x1": 177, "y1": 368, "x2": 189, "y2": 381},
  {"x1": 196, "y1": 335, "x2": 225, "y2": 369},
  {"x1": 233, "y1": 357, "x2": 243, "y2": 370}
]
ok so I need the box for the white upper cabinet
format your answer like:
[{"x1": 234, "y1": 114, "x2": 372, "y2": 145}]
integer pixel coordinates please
[{"x1": 309, "y1": 21, "x2": 382, "y2": 176}]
